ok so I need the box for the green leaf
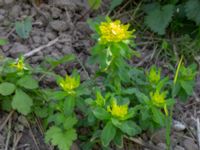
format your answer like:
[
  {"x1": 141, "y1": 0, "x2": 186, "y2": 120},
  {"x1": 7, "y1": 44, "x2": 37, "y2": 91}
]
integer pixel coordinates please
[
  {"x1": 12, "y1": 89, "x2": 33, "y2": 115},
  {"x1": 0, "y1": 38, "x2": 8, "y2": 46},
  {"x1": 0, "y1": 82, "x2": 16, "y2": 96},
  {"x1": 51, "y1": 91, "x2": 67, "y2": 100},
  {"x1": 45, "y1": 126, "x2": 77, "y2": 150},
  {"x1": 63, "y1": 116, "x2": 77, "y2": 130},
  {"x1": 185, "y1": 0, "x2": 200, "y2": 24},
  {"x1": 93, "y1": 107, "x2": 110, "y2": 120},
  {"x1": 119, "y1": 120, "x2": 141, "y2": 136},
  {"x1": 180, "y1": 81, "x2": 194, "y2": 96},
  {"x1": 101, "y1": 121, "x2": 116, "y2": 147},
  {"x1": 64, "y1": 96, "x2": 75, "y2": 115},
  {"x1": 113, "y1": 131, "x2": 123, "y2": 148},
  {"x1": 88, "y1": 0, "x2": 102, "y2": 10},
  {"x1": 110, "y1": 0, "x2": 123, "y2": 11},
  {"x1": 144, "y1": 4, "x2": 174, "y2": 35},
  {"x1": 15, "y1": 17, "x2": 32, "y2": 39},
  {"x1": 151, "y1": 107, "x2": 165, "y2": 126},
  {"x1": 17, "y1": 75, "x2": 38, "y2": 89}
]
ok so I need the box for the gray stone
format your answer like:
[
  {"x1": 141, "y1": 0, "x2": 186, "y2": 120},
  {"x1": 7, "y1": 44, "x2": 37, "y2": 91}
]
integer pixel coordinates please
[
  {"x1": 0, "y1": 0, "x2": 3, "y2": 6},
  {"x1": 183, "y1": 139, "x2": 198, "y2": 150},
  {"x1": 0, "y1": 14, "x2": 4, "y2": 21},
  {"x1": 10, "y1": 5, "x2": 21, "y2": 18},
  {"x1": 151, "y1": 129, "x2": 166, "y2": 144},
  {"x1": 4, "y1": 0, "x2": 14, "y2": 5},
  {"x1": 174, "y1": 145, "x2": 185, "y2": 150},
  {"x1": 157, "y1": 143, "x2": 167, "y2": 150},
  {"x1": 50, "y1": 20, "x2": 69, "y2": 32},
  {"x1": 10, "y1": 43, "x2": 28, "y2": 57},
  {"x1": 32, "y1": 36, "x2": 41, "y2": 44},
  {"x1": 45, "y1": 32, "x2": 56, "y2": 40},
  {"x1": 51, "y1": 7, "x2": 61, "y2": 19},
  {"x1": 173, "y1": 120, "x2": 186, "y2": 131}
]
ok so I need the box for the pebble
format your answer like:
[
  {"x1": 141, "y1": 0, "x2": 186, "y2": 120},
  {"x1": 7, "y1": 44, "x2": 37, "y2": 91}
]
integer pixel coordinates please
[
  {"x1": 51, "y1": 7, "x2": 61, "y2": 19},
  {"x1": 10, "y1": 5, "x2": 21, "y2": 18},
  {"x1": 151, "y1": 129, "x2": 166, "y2": 144},
  {"x1": 183, "y1": 139, "x2": 198, "y2": 150},
  {"x1": 0, "y1": 14, "x2": 4, "y2": 21},
  {"x1": 4, "y1": 0, "x2": 14, "y2": 5},
  {"x1": 50, "y1": 20, "x2": 69, "y2": 32},
  {"x1": 0, "y1": 0, "x2": 3, "y2": 6},
  {"x1": 174, "y1": 145, "x2": 185, "y2": 150},
  {"x1": 173, "y1": 120, "x2": 186, "y2": 131},
  {"x1": 157, "y1": 143, "x2": 167, "y2": 149},
  {"x1": 32, "y1": 36, "x2": 41, "y2": 44},
  {"x1": 10, "y1": 43, "x2": 28, "y2": 57}
]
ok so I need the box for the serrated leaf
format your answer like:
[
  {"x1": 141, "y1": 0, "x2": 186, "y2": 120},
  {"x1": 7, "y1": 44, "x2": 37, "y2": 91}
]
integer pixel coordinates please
[
  {"x1": 88, "y1": 0, "x2": 102, "y2": 10},
  {"x1": 101, "y1": 121, "x2": 116, "y2": 147},
  {"x1": 110, "y1": 0, "x2": 123, "y2": 11},
  {"x1": 17, "y1": 75, "x2": 38, "y2": 89},
  {"x1": 15, "y1": 17, "x2": 32, "y2": 39},
  {"x1": 63, "y1": 116, "x2": 77, "y2": 130},
  {"x1": 144, "y1": 4, "x2": 174, "y2": 35},
  {"x1": 0, "y1": 82, "x2": 16, "y2": 96},
  {"x1": 45, "y1": 126, "x2": 77, "y2": 150},
  {"x1": 185, "y1": 0, "x2": 200, "y2": 24},
  {"x1": 12, "y1": 89, "x2": 33, "y2": 115}
]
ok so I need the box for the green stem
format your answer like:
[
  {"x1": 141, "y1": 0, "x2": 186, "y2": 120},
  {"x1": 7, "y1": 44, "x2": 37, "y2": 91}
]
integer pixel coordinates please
[{"x1": 166, "y1": 55, "x2": 183, "y2": 150}]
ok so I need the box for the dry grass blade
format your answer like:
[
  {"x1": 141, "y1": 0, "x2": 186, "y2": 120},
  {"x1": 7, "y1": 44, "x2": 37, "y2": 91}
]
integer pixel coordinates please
[{"x1": 0, "y1": 111, "x2": 14, "y2": 132}]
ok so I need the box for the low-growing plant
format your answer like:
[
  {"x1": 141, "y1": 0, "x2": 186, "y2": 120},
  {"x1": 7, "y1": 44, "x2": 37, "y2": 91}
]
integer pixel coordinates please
[
  {"x1": 0, "y1": 57, "x2": 39, "y2": 115},
  {"x1": 0, "y1": 16, "x2": 197, "y2": 150}
]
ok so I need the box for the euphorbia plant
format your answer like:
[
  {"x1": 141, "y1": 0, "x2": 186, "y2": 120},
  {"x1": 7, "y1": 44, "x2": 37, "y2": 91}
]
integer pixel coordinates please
[{"x1": 0, "y1": 57, "x2": 39, "y2": 115}]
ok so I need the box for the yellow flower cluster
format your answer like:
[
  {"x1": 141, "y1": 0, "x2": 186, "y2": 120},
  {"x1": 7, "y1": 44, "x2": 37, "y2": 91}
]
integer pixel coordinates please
[
  {"x1": 150, "y1": 91, "x2": 168, "y2": 116},
  {"x1": 107, "y1": 99, "x2": 128, "y2": 119},
  {"x1": 148, "y1": 67, "x2": 161, "y2": 84},
  {"x1": 99, "y1": 20, "x2": 134, "y2": 44},
  {"x1": 11, "y1": 57, "x2": 27, "y2": 71},
  {"x1": 59, "y1": 75, "x2": 80, "y2": 93}
]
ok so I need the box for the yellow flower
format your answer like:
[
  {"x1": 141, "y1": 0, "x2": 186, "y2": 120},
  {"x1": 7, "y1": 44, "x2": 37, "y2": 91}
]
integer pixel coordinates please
[
  {"x1": 99, "y1": 20, "x2": 135, "y2": 44},
  {"x1": 148, "y1": 66, "x2": 161, "y2": 84},
  {"x1": 150, "y1": 91, "x2": 168, "y2": 116},
  {"x1": 95, "y1": 92, "x2": 105, "y2": 107},
  {"x1": 11, "y1": 57, "x2": 27, "y2": 71},
  {"x1": 59, "y1": 75, "x2": 80, "y2": 93},
  {"x1": 107, "y1": 99, "x2": 128, "y2": 119}
]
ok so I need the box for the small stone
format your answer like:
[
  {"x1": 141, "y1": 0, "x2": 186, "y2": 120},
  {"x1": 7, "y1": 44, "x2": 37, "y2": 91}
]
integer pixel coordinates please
[
  {"x1": 4, "y1": 0, "x2": 14, "y2": 5},
  {"x1": 0, "y1": 14, "x2": 4, "y2": 21},
  {"x1": 173, "y1": 120, "x2": 186, "y2": 131},
  {"x1": 51, "y1": 7, "x2": 61, "y2": 19},
  {"x1": 10, "y1": 5, "x2": 21, "y2": 18},
  {"x1": 10, "y1": 43, "x2": 29, "y2": 57},
  {"x1": 32, "y1": 36, "x2": 41, "y2": 44},
  {"x1": 151, "y1": 129, "x2": 166, "y2": 144},
  {"x1": 183, "y1": 139, "x2": 198, "y2": 150},
  {"x1": 50, "y1": 20, "x2": 69, "y2": 32},
  {"x1": 71, "y1": 143, "x2": 79, "y2": 150},
  {"x1": 174, "y1": 145, "x2": 185, "y2": 150},
  {"x1": 0, "y1": 0, "x2": 3, "y2": 6},
  {"x1": 157, "y1": 143, "x2": 167, "y2": 149},
  {"x1": 45, "y1": 32, "x2": 56, "y2": 40}
]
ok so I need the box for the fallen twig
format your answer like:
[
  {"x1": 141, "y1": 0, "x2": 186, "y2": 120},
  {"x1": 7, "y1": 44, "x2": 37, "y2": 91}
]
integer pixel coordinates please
[
  {"x1": 23, "y1": 37, "x2": 59, "y2": 58},
  {"x1": 0, "y1": 110, "x2": 14, "y2": 132}
]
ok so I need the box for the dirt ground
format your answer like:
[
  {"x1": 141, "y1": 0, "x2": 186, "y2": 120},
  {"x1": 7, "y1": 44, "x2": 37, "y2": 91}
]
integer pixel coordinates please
[{"x1": 0, "y1": 0, "x2": 199, "y2": 150}]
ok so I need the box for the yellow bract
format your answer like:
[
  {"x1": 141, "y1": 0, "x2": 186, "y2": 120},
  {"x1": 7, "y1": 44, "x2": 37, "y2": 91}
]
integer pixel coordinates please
[
  {"x1": 148, "y1": 67, "x2": 161, "y2": 83},
  {"x1": 99, "y1": 20, "x2": 134, "y2": 44},
  {"x1": 150, "y1": 91, "x2": 168, "y2": 116},
  {"x1": 59, "y1": 75, "x2": 80, "y2": 93},
  {"x1": 107, "y1": 99, "x2": 128, "y2": 119},
  {"x1": 11, "y1": 57, "x2": 26, "y2": 71},
  {"x1": 95, "y1": 92, "x2": 105, "y2": 107}
]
